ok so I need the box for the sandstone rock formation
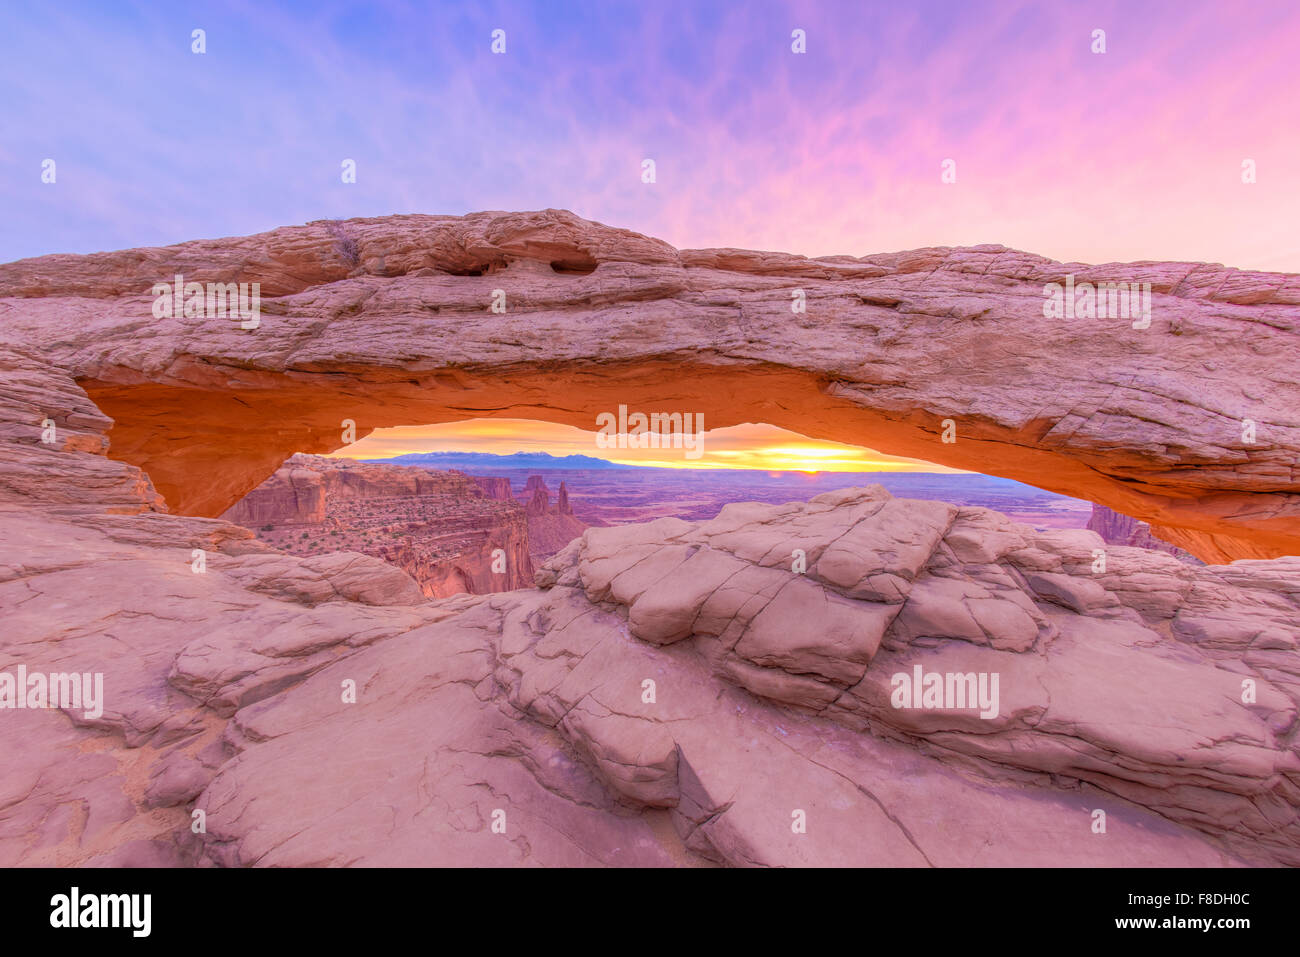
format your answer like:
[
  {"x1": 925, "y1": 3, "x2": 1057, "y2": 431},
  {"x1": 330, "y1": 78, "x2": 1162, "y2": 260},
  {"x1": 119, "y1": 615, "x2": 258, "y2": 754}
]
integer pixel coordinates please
[
  {"x1": 222, "y1": 463, "x2": 328, "y2": 526},
  {"x1": 471, "y1": 475, "x2": 513, "y2": 502},
  {"x1": 519, "y1": 474, "x2": 587, "y2": 562},
  {"x1": 2, "y1": 211, "x2": 1298, "y2": 869},
  {"x1": 223, "y1": 455, "x2": 533, "y2": 596},
  {"x1": 1, "y1": 408, "x2": 1294, "y2": 864},
  {"x1": 1087, "y1": 503, "x2": 1201, "y2": 564},
  {"x1": 536, "y1": 488, "x2": 1300, "y2": 865},
  {"x1": 1, "y1": 209, "x2": 1297, "y2": 563}
]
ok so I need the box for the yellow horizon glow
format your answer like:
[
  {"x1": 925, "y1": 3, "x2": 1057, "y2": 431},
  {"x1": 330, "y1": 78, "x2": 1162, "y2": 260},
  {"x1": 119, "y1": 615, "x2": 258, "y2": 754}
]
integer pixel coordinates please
[{"x1": 327, "y1": 419, "x2": 966, "y2": 474}]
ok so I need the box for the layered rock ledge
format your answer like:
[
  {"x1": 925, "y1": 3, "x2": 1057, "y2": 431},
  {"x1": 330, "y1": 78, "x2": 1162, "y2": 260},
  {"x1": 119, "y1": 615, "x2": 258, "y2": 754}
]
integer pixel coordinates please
[
  {"x1": 1, "y1": 212, "x2": 1297, "y2": 868},
  {"x1": 0, "y1": 367, "x2": 1295, "y2": 864},
  {"x1": 2, "y1": 209, "x2": 1298, "y2": 562}
]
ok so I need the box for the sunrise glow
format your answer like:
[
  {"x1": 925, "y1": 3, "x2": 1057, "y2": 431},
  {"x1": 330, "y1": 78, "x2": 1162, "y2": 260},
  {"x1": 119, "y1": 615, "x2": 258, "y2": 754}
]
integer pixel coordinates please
[{"x1": 331, "y1": 419, "x2": 964, "y2": 473}]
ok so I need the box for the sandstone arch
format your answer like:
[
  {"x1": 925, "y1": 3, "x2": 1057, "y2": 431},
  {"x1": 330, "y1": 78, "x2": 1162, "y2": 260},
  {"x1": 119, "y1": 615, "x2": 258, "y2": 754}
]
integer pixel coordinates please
[{"x1": 3, "y1": 208, "x2": 1299, "y2": 564}]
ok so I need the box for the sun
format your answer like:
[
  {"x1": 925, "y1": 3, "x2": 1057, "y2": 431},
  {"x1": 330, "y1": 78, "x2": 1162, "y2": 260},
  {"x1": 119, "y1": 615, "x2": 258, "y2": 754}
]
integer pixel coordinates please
[{"x1": 762, "y1": 446, "x2": 842, "y2": 473}]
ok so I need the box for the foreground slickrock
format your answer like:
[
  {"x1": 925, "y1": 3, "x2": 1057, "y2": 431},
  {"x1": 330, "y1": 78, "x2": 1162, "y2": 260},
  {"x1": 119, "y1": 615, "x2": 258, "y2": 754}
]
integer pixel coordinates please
[
  {"x1": 1, "y1": 212, "x2": 1297, "y2": 867},
  {"x1": 1, "y1": 374, "x2": 1295, "y2": 864},
  {"x1": 1, "y1": 209, "x2": 1298, "y2": 562}
]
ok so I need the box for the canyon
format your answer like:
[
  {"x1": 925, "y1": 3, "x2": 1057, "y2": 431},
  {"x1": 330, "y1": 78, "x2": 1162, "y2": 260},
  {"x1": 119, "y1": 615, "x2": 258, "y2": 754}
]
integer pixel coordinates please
[
  {"x1": 220, "y1": 456, "x2": 590, "y2": 596},
  {"x1": 1087, "y1": 502, "x2": 1201, "y2": 564},
  {"x1": 520, "y1": 474, "x2": 588, "y2": 563},
  {"x1": 0, "y1": 209, "x2": 1297, "y2": 868},
  {"x1": 434, "y1": 463, "x2": 1094, "y2": 530},
  {"x1": 221, "y1": 455, "x2": 536, "y2": 596},
  {"x1": 226, "y1": 456, "x2": 1180, "y2": 604}
]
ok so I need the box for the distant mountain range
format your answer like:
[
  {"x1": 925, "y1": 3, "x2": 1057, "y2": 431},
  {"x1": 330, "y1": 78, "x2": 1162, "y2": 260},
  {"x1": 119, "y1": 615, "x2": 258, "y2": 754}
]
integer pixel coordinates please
[{"x1": 366, "y1": 451, "x2": 643, "y2": 470}]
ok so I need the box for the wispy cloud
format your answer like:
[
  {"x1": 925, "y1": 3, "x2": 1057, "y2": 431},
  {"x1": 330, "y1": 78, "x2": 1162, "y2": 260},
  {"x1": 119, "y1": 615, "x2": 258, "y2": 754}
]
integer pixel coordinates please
[{"x1": 3, "y1": 0, "x2": 1298, "y2": 270}]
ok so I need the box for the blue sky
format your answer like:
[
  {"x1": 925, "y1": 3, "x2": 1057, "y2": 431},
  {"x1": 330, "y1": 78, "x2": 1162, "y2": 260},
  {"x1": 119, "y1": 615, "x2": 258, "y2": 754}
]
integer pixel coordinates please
[{"x1": 4, "y1": 0, "x2": 1299, "y2": 269}]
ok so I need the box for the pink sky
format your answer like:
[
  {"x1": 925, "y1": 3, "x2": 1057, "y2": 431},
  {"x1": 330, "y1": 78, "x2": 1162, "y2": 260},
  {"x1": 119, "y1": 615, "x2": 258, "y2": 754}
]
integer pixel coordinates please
[
  {"x1": 8, "y1": 1, "x2": 1297, "y2": 469},
  {"x1": 5, "y1": 1, "x2": 1299, "y2": 272}
]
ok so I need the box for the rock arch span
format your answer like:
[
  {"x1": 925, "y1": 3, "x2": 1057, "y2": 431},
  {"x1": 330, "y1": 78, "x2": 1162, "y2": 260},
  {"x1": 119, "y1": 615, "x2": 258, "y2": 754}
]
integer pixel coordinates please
[{"x1": 2, "y1": 208, "x2": 1298, "y2": 564}]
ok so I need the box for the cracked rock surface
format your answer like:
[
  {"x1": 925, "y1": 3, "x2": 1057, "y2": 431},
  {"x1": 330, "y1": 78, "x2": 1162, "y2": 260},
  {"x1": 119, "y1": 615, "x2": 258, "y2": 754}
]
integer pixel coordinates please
[
  {"x1": 2, "y1": 209, "x2": 1298, "y2": 561},
  {"x1": 2, "y1": 370, "x2": 1295, "y2": 864},
  {"x1": 2, "y1": 213, "x2": 1298, "y2": 866}
]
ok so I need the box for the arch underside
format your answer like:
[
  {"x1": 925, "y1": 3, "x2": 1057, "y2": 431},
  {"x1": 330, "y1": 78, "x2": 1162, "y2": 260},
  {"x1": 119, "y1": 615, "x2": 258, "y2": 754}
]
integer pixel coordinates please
[
  {"x1": 81, "y1": 357, "x2": 1299, "y2": 565},
  {"x1": 1, "y1": 209, "x2": 1295, "y2": 565}
]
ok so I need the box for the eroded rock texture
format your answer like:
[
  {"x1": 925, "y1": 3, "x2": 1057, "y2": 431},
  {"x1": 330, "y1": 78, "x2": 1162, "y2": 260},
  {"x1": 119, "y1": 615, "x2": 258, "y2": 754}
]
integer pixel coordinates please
[
  {"x1": 520, "y1": 474, "x2": 587, "y2": 563},
  {"x1": 1, "y1": 209, "x2": 1298, "y2": 562},
  {"x1": 222, "y1": 454, "x2": 534, "y2": 596},
  {"x1": 0, "y1": 354, "x2": 1296, "y2": 866},
  {"x1": 536, "y1": 489, "x2": 1300, "y2": 864},
  {"x1": 1088, "y1": 503, "x2": 1201, "y2": 564},
  {"x1": 1, "y1": 212, "x2": 1297, "y2": 868}
]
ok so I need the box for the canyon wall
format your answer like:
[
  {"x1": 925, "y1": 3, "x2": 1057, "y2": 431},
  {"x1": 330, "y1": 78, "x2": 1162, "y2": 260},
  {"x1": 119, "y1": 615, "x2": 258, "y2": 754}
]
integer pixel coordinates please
[
  {"x1": 471, "y1": 475, "x2": 513, "y2": 501},
  {"x1": 221, "y1": 465, "x2": 327, "y2": 526},
  {"x1": 1086, "y1": 503, "x2": 1201, "y2": 563},
  {"x1": 521, "y1": 474, "x2": 588, "y2": 561},
  {"x1": 222, "y1": 455, "x2": 534, "y2": 596}
]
